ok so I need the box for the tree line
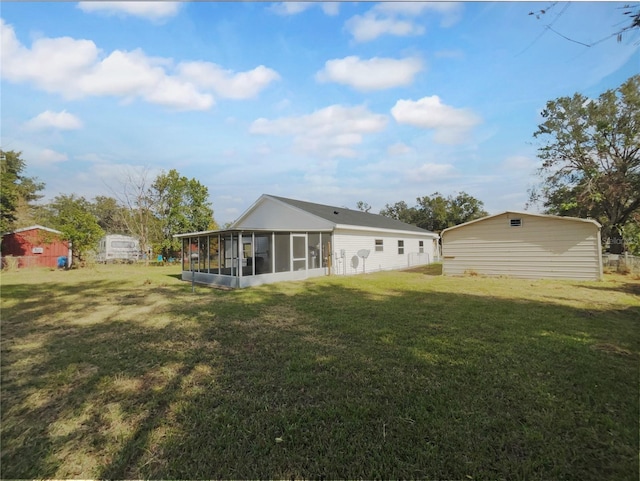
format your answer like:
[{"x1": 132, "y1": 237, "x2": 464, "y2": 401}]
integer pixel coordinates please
[
  {"x1": 360, "y1": 192, "x2": 489, "y2": 233},
  {"x1": 0, "y1": 153, "x2": 216, "y2": 264}
]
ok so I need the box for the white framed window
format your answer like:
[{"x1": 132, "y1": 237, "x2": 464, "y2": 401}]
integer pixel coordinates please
[
  {"x1": 510, "y1": 218, "x2": 522, "y2": 227},
  {"x1": 419, "y1": 240, "x2": 424, "y2": 253},
  {"x1": 398, "y1": 240, "x2": 404, "y2": 255},
  {"x1": 375, "y1": 239, "x2": 383, "y2": 252}
]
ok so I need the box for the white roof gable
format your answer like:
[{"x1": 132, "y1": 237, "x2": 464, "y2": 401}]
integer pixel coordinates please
[
  {"x1": 3, "y1": 225, "x2": 63, "y2": 236},
  {"x1": 232, "y1": 195, "x2": 335, "y2": 231}
]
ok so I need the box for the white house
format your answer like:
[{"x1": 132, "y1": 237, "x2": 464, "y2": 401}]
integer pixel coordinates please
[
  {"x1": 175, "y1": 194, "x2": 440, "y2": 288},
  {"x1": 441, "y1": 211, "x2": 603, "y2": 281}
]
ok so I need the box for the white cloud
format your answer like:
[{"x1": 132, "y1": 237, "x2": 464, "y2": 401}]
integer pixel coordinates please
[
  {"x1": 316, "y1": 56, "x2": 423, "y2": 91},
  {"x1": 387, "y1": 142, "x2": 413, "y2": 156},
  {"x1": 375, "y1": 2, "x2": 463, "y2": 27},
  {"x1": 25, "y1": 110, "x2": 83, "y2": 131},
  {"x1": 409, "y1": 162, "x2": 457, "y2": 182},
  {"x1": 0, "y1": 19, "x2": 277, "y2": 111},
  {"x1": 345, "y1": 13, "x2": 424, "y2": 42},
  {"x1": 270, "y1": 2, "x2": 339, "y2": 16},
  {"x1": 345, "y1": 2, "x2": 462, "y2": 42},
  {"x1": 250, "y1": 104, "x2": 388, "y2": 158},
  {"x1": 34, "y1": 148, "x2": 68, "y2": 166},
  {"x1": 269, "y1": 2, "x2": 313, "y2": 15},
  {"x1": 391, "y1": 95, "x2": 481, "y2": 144},
  {"x1": 177, "y1": 62, "x2": 280, "y2": 99},
  {"x1": 77, "y1": 2, "x2": 181, "y2": 22},
  {"x1": 321, "y1": 2, "x2": 340, "y2": 16}
]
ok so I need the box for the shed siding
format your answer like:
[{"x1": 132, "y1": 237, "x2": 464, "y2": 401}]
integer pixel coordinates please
[
  {"x1": 1, "y1": 228, "x2": 69, "y2": 268},
  {"x1": 442, "y1": 213, "x2": 601, "y2": 280},
  {"x1": 332, "y1": 229, "x2": 436, "y2": 275}
]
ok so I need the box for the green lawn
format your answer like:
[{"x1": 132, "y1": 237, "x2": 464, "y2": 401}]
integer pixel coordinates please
[{"x1": 1, "y1": 264, "x2": 638, "y2": 479}]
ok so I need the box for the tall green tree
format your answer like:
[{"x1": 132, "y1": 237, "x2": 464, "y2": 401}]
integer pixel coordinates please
[
  {"x1": 379, "y1": 201, "x2": 419, "y2": 225},
  {"x1": 0, "y1": 150, "x2": 44, "y2": 233},
  {"x1": 381, "y1": 192, "x2": 488, "y2": 232},
  {"x1": 39, "y1": 194, "x2": 104, "y2": 265},
  {"x1": 530, "y1": 75, "x2": 640, "y2": 253},
  {"x1": 90, "y1": 195, "x2": 130, "y2": 234},
  {"x1": 151, "y1": 169, "x2": 215, "y2": 258}
]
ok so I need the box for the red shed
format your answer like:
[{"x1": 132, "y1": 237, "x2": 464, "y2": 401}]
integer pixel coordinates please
[{"x1": 1, "y1": 225, "x2": 71, "y2": 268}]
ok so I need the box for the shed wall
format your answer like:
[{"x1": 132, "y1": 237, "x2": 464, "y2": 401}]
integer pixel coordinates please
[
  {"x1": 1, "y1": 229, "x2": 69, "y2": 268},
  {"x1": 442, "y1": 214, "x2": 602, "y2": 280}
]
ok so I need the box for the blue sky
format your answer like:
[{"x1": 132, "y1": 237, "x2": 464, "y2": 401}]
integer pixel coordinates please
[{"x1": 1, "y1": 2, "x2": 638, "y2": 225}]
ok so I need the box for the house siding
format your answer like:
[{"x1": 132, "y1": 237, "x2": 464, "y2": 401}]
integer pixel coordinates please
[
  {"x1": 332, "y1": 228, "x2": 437, "y2": 275},
  {"x1": 442, "y1": 213, "x2": 602, "y2": 281}
]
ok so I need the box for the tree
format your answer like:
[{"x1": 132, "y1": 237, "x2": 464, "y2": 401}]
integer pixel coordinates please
[
  {"x1": 90, "y1": 196, "x2": 130, "y2": 234},
  {"x1": 151, "y1": 169, "x2": 215, "y2": 259},
  {"x1": 113, "y1": 167, "x2": 159, "y2": 263},
  {"x1": 356, "y1": 201, "x2": 372, "y2": 213},
  {"x1": 415, "y1": 192, "x2": 488, "y2": 232},
  {"x1": 0, "y1": 150, "x2": 44, "y2": 233},
  {"x1": 381, "y1": 192, "x2": 488, "y2": 232},
  {"x1": 39, "y1": 194, "x2": 104, "y2": 265},
  {"x1": 379, "y1": 201, "x2": 419, "y2": 225},
  {"x1": 530, "y1": 75, "x2": 640, "y2": 253}
]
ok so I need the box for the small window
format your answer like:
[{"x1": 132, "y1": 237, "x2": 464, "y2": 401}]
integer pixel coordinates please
[
  {"x1": 510, "y1": 218, "x2": 522, "y2": 227},
  {"x1": 375, "y1": 239, "x2": 383, "y2": 252},
  {"x1": 419, "y1": 240, "x2": 424, "y2": 253},
  {"x1": 398, "y1": 240, "x2": 404, "y2": 255}
]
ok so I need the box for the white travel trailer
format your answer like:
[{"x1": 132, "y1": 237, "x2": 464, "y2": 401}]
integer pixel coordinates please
[{"x1": 96, "y1": 234, "x2": 141, "y2": 263}]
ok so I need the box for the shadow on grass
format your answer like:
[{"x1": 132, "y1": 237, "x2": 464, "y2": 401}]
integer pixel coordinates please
[
  {"x1": 1, "y1": 274, "x2": 638, "y2": 479},
  {"x1": 578, "y1": 279, "x2": 640, "y2": 296},
  {"x1": 401, "y1": 263, "x2": 443, "y2": 276}
]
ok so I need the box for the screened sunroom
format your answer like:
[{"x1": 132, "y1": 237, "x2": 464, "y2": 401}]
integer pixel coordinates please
[{"x1": 177, "y1": 229, "x2": 332, "y2": 288}]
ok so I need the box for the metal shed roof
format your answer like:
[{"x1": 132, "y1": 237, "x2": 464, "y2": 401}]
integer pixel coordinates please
[{"x1": 441, "y1": 211, "x2": 602, "y2": 236}]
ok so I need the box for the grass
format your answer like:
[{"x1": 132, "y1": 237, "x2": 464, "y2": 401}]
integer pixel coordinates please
[{"x1": 1, "y1": 264, "x2": 638, "y2": 480}]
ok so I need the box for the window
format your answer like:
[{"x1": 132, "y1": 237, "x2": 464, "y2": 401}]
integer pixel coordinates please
[
  {"x1": 419, "y1": 240, "x2": 424, "y2": 253},
  {"x1": 510, "y1": 218, "x2": 522, "y2": 227},
  {"x1": 398, "y1": 240, "x2": 404, "y2": 255},
  {"x1": 111, "y1": 240, "x2": 136, "y2": 249},
  {"x1": 375, "y1": 239, "x2": 383, "y2": 252}
]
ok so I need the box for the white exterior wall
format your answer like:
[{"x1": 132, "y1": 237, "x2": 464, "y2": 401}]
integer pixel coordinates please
[
  {"x1": 331, "y1": 228, "x2": 438, "y2": 276},
  {"x1": 234, "y1": 197, "x2": 334, "y2": 231},
  {"x1": 442, "y1": 213, "x2": 602, "y2": 281}
]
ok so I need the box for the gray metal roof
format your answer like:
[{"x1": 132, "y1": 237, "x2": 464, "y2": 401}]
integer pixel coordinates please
[{"x1": 268, "y1": 195, "x2": 434, "y2": 234}]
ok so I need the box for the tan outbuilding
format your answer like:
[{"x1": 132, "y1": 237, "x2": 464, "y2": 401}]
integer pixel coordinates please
[{"x1": 441, "y1": 212, "x2": 603, "y2": 281}]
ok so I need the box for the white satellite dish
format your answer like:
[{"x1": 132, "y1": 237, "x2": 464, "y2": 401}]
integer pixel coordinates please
[{"x1": 357, "y1": 249, "x2": 370, "y2": 273}]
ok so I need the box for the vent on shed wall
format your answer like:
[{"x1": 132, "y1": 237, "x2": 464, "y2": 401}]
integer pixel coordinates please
[{"x1": 510, "y1": 218, "x2": 522, "y2": 227}]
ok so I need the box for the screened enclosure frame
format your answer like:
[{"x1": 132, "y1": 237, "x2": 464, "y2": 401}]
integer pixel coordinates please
[{"x1": 178, "y1": 229, "x2": 332, "y2": 288}]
